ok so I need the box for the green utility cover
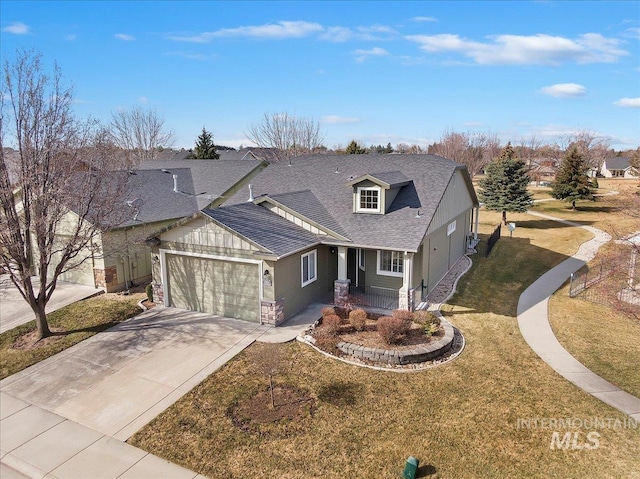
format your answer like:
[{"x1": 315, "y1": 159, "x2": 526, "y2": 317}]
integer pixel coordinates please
[{"x1": 403, "y1": 456, "x2": 419, "y2": 479}]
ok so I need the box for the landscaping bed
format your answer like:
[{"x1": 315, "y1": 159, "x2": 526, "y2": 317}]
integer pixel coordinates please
[{"x1": 306, "y1": 307, "x2": 455, "y2": 366}]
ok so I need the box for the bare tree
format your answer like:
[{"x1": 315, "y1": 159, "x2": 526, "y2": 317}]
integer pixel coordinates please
[
  {"x1": 1, "y1": 50, "x2": 130, "y2": 340},
  {"x1": 245, "y1": 112, "x2": 324, "y2": 161},
  {"x1": 251, "y1": 343, "x2": 286, "y2": 408},
  {"x1": 109, "y1": 106, "x2": 174, "y2": 165},
  {"x1": 428, "y1": 129, "x2": 500, "y2": 176},
  {"x1": 558, "y1": 130, "x2": 612, "y2": 170}
]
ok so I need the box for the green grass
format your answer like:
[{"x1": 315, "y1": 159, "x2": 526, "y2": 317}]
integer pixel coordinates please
[
  {"x1": 129, "y1": 213, "x2": 639, "y2": 479},
  {"x1": 0, "y1": 295, "x2": 142, "y2": 380}
]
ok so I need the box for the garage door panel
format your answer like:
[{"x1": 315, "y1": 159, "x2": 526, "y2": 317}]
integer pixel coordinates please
[{"x1": 166, "y1": 254, "x2": 259, "y2": 322}]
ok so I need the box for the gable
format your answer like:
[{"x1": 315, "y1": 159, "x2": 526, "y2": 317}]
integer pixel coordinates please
[
  {"x1": 426, "y1": 168, "x2": 476, "y2": 236},
  {"x1": 160, "y1": 215, "x2": 260, "y2": 252}
]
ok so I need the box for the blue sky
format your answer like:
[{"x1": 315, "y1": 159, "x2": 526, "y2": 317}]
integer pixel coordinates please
[{"x1": 1, "y1": 1, "x2": 639, "y2": 151}]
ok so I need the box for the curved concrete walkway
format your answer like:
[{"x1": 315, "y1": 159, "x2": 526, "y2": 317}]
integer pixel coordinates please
[{"x1": 517, "y1": 211, "x2": 640, "y2": 422}]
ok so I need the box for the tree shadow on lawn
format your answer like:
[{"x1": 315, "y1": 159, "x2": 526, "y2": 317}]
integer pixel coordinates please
[
  {"x1": 446, "y1": 237, "x2": 574, "y2": 318},
  {"x1": 515, "y1": 219, "x2": 595, "y2": 230},
  {"x1": 317, "y1": 381, "x2": 364, "y2": 407}
]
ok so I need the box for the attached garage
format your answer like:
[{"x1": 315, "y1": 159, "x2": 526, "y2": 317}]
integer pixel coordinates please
[{"x1": 164, "y1": 252, "x2": 260, "y2": 322}]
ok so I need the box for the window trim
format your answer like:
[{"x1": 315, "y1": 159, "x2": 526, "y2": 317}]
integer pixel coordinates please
[
  {"x1": 301, "y1": 249, "x2": 317, "y2": 287},
  {"x1": 447, "y1": 220, "x2": 457, "y2": 236},
  {"x1": 356, "y1": 186, "x2": 381, "y2": 213},
  {"x1": 358, "y1": 248, "x2": 365, "y2": 271},
  {"x1": 376, "y1": 250, "x2": 403, "y2": 277}
]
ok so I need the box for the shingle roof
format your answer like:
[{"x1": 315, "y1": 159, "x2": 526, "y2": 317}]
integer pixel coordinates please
[
  {"x1": 260, "y1": 190, "x2": 348, "y2": 238},
  {"x1": 604, "y1": 157, "x2": 632, "y2": 171},
  {"x1": 223, "y1": 154, "x2": 477, "y2": 252},
  {"x1": 136, "y1": 159, "x2": 264, "y2": 209},
  {"x1": 105, "y1": 159, "x2": 263, "y2": 227},
  {"x1": 202, "y1": 203, "x2": 321, "y2": 257},
  {"x1": 346, "y1": 171, "x2": 411, "y2": 188}
]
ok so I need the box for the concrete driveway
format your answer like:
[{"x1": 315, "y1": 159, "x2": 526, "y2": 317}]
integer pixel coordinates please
[
  {"x1": 0, "y1": 276, "x2": 102, "y2": 333},
  {"x1": 0, "y1": 307, "x2": 270, "y2": 440}
]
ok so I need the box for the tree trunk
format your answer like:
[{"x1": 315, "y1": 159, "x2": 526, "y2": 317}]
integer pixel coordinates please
[
  {"x1": 572, "y1": 200, "x2": 576, "y2": 210},
  {"x1": 269, "y1": 374, "x2": 275, "y2": 408},
  {"x1": 33, "y1": 302, "x2": 52, "y2": 340},
  {"x1": 502, "y1": 211, "x2": 507, "y2": 225}
]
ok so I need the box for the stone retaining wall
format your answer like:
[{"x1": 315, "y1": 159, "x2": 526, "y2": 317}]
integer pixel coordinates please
[{"x1": 336, "y1": 319, "x2": 455, "y2": 365}]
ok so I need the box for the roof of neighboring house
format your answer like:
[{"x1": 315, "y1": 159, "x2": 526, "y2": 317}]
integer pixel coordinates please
[
  {"x1": 603, "y1": 157, "x2": 633, "y2": 171},
  {"x1": 136, "y1": 158, "x2": 264, "y2": 209},
  {"x1": 202, "y1": 203, "x2": 321, "y2": 258},
  {"x1": 222, "y1": 154, "x2": 477, "y2": 253},
  {"x1": 237, "y1": 147, "x2": 281, "y2": 163},
  {"x1": 65, "y1": 158, "x2": 264, "y2": 229}
]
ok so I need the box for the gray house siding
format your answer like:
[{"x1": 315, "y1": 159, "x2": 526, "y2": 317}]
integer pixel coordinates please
[{"x1": 274, "y1": 245, "x2": 335, "y2": 319}]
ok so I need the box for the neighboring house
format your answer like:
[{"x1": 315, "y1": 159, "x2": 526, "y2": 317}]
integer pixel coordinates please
[
  {"x1": 600, "y1": 157, "x2": 638, "y2": 178},
  {"x1": 50, "y1": 158, "x2": 266, "y2": 292},
  {"x1": 148, "y1": 154, "x2": 479, "y2": 325}
]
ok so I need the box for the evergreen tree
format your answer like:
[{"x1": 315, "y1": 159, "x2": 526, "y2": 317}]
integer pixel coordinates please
[
  {"x1": 479, "y1": 143, "x2": 533, "y2": 225},
  {"x1": 345, "y1": 140, "x2": 367, "y2": 154},
  {"x1": 551, "y1": 147, "x2": 595, "y2": 209},
  {"x1": 189, "y1": 127, "x2": 219, "y2": 159}
]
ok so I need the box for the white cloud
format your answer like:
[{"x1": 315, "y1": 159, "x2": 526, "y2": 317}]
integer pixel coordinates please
[
  {"x1": 321, "y1": 115, "x2": 361, "y2": 124},
  {"x1": 65, "y1": 34, "x2": 77, "y2": 41},
  {"x1": 405, "y1": 32, "x2": 628, "y2": 65},
  {"x1": 114, "y1": 33, "x2": 135, "y2": 41},
  {"x1": 138, "y1": 96, "x2": 149, "y2": 104},
  {"x1": 320, "y1": 26, "x2": 353, "y2": 42},
  {"x1": 613, "y1": 97, "x2": 640, "y2": 108},
  {"x1": 352, "y1": 46, "x2": 389, "y2": 63},
  {"x1": 540, "y1": 83, "x2": 587, "y2": 98},
  {"x1": 624, "y1": 27, "x2": 640, "y2": 40},
  {"x1": 412, "y1": 16, "x2": 437, "y2": 22},
  {"x1": 2, "y1": 22, "x2": 29, "y2": 34},
  {"x1": 170, "y1": 21, "x2": 322, "y2": 42},
  {"x1": 164, "y1": 51, "x2": 217, "y2": 61}
]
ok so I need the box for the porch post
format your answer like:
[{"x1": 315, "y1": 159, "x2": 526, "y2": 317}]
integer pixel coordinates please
[
  {"x1": 334, "y1": 246, "x2": 350, "y2": 305},
  {"x1": 399, "y1": 252, "x2": 414, "y2": 311},
  {"x1": 474, "y1": 205, "x2": 479, "y2": 240}
]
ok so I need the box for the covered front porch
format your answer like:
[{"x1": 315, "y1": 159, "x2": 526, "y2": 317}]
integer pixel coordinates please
[{"x1": 333, "y1": 246, "x2": 418, "y2": 312}]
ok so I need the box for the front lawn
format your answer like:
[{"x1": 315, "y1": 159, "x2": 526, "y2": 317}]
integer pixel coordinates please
[
  {"x1": 0, "y1": 294, "x2": 143, "y2": 380},
  {"x1": 129, "y1": 211, "x2": 639, "y2": 478}
]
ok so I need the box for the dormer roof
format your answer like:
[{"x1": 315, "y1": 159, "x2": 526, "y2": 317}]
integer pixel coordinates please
[{"x1": 345, "y1": 171, "x2": 411, "y2": 189}]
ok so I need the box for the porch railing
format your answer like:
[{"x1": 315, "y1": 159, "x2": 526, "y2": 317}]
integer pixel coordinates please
[{"x1": 348, "y1": 284, "x2": 399, "y2": 310}]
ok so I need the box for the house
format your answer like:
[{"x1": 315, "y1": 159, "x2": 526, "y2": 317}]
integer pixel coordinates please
[
  {"x1": 600, "y1": 157, "x2": 638, "y2": 179},
  {"x1": 51, "y1": 158, "x2": 266, "y2": 292},
  {"x1": 148, "y1": 154, "x2": 479, "y2": 325}
]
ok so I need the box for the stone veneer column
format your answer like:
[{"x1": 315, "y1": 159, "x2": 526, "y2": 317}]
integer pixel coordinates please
[
  {"x1": 261, "y1": 297, "x2": 285, "y2": 326},
  {"x1": 152, "y1": 282, "x2": 164, "y2": 304},
  {"x1": 334, "y1": 279, "x2": 351, "y2": 306}
]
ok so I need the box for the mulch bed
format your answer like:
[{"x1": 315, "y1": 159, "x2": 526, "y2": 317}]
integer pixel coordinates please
[
  {"x1": 227, "y1": 385, "x2": 316, "y2": 433},
  {"x1": 11, "y1": 327, "x2": 66, "y2": 351},
  {"x1": 313, "y1": 319, "x2": 443, "y2": 352}
]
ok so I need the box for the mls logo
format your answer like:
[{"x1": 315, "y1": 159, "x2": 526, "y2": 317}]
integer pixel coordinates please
[{"x1": 550, "y1": 431, "x2": 600, "y2": 450}]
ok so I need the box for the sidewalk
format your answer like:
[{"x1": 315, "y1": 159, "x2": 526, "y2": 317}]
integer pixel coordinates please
[{"x1": 517, "y1": 211, "x2": 640, "y2": 422}]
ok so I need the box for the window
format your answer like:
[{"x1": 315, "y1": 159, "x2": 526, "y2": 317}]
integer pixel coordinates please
[
  {"x1": 301, "y1": 250, "x2": 317, "y2": 287},
  {"x1": 358, "y1": 248, "x2": 365, "y2": 270},
  {"x1": 377, "y1": 250, "x2": 403, "y2": 277},
  {"x1": 447, "y1": 220, "x2": 457, "y2": 236},
  {"x1": 356, "y1": 186, "x2": 381, "y2": 212}
]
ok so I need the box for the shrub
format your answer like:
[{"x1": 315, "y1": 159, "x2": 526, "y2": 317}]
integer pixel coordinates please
[
  {"x1": 392, "y1": 309, "x2": 415, "y2": 322},
  {"x1": 145, "y1": 284, "x2": 153, "y2": 303},
  {"x1": 321, "y1": 307, "x2": 336, "y2": 318},
  {"x1": 322, "y1": 314, "x2": 342, "y2": 336},
  {"x1": 423, "y1": 322, "x2": 439, "y2": 337},
  {"x1": 414, "y1": 310, "x2": 441, "y2": 327},
  {"x1": 348, "y1": 309, "x2": 367, "y2": 331},
  {"x1": 377, "y1": 315, "x2": 411, "y2": 345},
  {"x1": 314, "y1": 328, "x2": 339, "y2": 352}
]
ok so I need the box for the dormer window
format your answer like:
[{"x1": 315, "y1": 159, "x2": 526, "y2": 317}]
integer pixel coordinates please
[{"x1": 356, "y1": 186, "x2": 381, "y2": 213}]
